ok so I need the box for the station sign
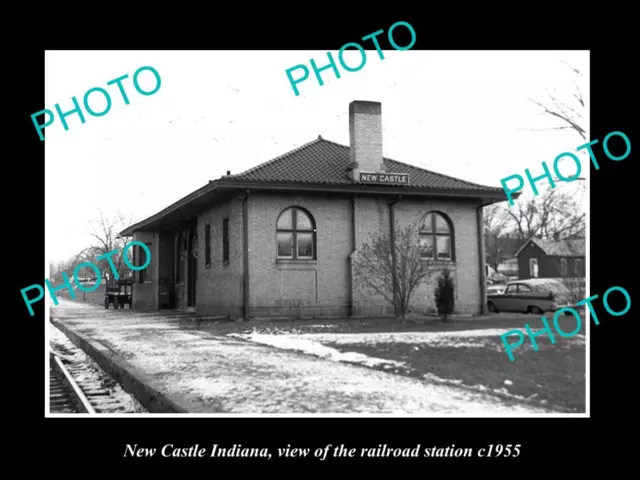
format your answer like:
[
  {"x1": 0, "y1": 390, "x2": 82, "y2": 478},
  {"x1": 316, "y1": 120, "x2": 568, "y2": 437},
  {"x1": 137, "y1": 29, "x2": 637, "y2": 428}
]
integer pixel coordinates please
[{"x1": 359, "y1": 172, "x2": 410, "y2": 185}]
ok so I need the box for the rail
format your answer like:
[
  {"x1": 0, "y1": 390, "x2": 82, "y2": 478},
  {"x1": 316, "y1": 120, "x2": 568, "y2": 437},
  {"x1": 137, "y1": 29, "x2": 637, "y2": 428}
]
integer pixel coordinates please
[{"x1": 49, "y1": 350, "x2": 96, "y2": 414}]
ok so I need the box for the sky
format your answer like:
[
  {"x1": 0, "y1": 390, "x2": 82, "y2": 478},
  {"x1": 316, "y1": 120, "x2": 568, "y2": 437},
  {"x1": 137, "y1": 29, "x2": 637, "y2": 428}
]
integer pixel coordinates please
[{"x1": 45, "y1": 50, "x2": 589, "y2": 264}]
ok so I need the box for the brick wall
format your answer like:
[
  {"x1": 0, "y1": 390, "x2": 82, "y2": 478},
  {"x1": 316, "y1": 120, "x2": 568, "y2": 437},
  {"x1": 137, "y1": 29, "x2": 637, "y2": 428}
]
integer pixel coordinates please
[
  {"x1": 247, "y1": 192, "x2": 352, "y2": 318},
  {"x1": 350, "y1": 196, "x2": 482, "y2": 316},
  {"x1": 349, "y1": 101, "x2": 384, "y2": 173},
  {"x1": 131, "y1": 231, "x2": 158, "y2": 310},
  {"x1": 242, "y1": 192, "x2": 482, "y2": 318},
  {"x1": 394, "y1": 198, "x2": 482, "y2": 315},
  {"x1": 136, "y1": 192, "x2": 483, "y2": 318},
  {"x1": 351, "y1": 195, "x2": 393, "y2": 316},
  {"x1": 196, "y1": 196, "x2": 245, "y2": 317}
]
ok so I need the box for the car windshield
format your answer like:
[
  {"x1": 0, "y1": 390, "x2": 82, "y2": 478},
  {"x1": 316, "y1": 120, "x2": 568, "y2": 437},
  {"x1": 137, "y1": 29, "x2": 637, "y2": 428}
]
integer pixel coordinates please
[{"x1": 532, "y1": 280, "x2": 570, "y2": 294}]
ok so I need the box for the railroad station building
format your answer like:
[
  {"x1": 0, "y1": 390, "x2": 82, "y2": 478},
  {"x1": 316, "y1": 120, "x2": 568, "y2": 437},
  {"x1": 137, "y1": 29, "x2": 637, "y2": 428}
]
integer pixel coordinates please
[{"x1": 120, "y1": 100, "x2": 510, "y2": 319}]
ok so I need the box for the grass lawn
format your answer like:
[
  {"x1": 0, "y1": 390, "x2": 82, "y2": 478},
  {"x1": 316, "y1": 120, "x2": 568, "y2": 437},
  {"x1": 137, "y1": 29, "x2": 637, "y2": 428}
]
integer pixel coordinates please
[
  {"x1": 200, "y1": 313, "x2": 586, "y2": 413},
  {"x1": 322, "y1": 335, "x2": 585, "y2": 413}
]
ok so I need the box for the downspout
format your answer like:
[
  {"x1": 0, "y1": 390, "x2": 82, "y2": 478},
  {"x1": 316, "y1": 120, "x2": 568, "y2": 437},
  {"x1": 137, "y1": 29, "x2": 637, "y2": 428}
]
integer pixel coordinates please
[
  {"x1": 348, "y1": 194, "x2": 355, "y2": 317},
  {"x1": 242, "y1": 189, "x2": 251, "y2": 321},
  {"x1": 476, "y1": 199, "x2": 496, "y2": 315},
  {"x1": 170, "y1": 228, "x2": 177, "y2": 309},
  {"x1": 388, "y1": 195, "x2": 403, "y2": 316}
]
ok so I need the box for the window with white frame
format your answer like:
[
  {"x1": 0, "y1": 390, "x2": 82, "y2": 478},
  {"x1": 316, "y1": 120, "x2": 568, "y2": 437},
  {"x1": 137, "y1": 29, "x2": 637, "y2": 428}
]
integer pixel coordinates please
[
  {"x1": 574, "y1": 258, "x2": 584, "y2": 276},
  {"x1": 560, "y1": 258, "x2": 568, "y2": 277},
  {"x1": 276, "y1": 207, "x2": 316, "y2": 260},
  {"x1": 419, "y1": 211, "x2": 454, "y2": 261}
]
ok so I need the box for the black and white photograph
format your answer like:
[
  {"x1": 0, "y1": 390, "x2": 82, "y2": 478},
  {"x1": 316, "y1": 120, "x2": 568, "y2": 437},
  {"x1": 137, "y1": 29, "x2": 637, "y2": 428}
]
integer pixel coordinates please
[{"x1": 43, "y1": 49, "x2": 589, "y2": 416}]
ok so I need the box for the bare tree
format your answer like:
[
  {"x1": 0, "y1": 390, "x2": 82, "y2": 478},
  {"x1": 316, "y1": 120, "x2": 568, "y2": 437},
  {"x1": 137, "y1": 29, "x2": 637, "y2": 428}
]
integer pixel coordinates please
[
  {"x1": 484, "y1": 204, "x2": 511, "y2": 272},
  {"x1": 524, "y1": 59, "x2": 586, "y2": 140},
  {"x1": 352, "y1": 220, "x2": 434, "y2": 321},
  {"x1": 505, "y1": 186, "x2": 585, "y2": 242},
  {"x1": 87, "y1": 209, "x2": 134, "y2": 280},
  {"x1": 49, "y1": 262, "x2": 57, "y2": 278},
  {"x1": 52, "y1": 248, "x2": 94, "y2": 285},
  {"x1": 504, "y1": 56, "x2": 587, "y2": 268},
  {"x1": 558, "y1": 237, "x2": 586, "y2": 304}
]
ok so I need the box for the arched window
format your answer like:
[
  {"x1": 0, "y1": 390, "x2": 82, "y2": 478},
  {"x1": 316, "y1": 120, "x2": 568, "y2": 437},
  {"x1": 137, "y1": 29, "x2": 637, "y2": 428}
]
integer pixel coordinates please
[
  {"x1": 419, "y1": 212, "x2": 454, "y2": 261},
  {"x1": 276, "y1": 207, "x2": 316, "y2": 260}
]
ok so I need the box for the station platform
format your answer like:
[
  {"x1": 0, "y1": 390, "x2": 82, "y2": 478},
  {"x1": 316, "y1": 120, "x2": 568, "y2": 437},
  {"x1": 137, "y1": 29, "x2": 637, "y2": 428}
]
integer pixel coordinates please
[{"x1": 50, "y1": 299, "x2": 548, "y2": 414}]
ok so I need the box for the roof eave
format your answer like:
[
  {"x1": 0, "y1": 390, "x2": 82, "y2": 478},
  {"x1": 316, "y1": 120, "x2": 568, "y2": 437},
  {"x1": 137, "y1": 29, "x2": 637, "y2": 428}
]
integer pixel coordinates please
[
  {"x1": 215, "y1": 179, "x2": 509, "y2": 200},
  {"x1": 120, "y1": 182, "x2": 220, "y2": 236},
  {"x1": 514, "y1": 238, "x2": 536, "y2": 257},
  {"x1": 120, "y1": 180, "x2": 515, "y2": 237}
]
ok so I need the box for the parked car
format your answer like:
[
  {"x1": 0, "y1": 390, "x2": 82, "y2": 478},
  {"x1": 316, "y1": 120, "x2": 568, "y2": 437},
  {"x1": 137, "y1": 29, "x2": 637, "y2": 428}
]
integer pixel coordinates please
[
  {"x1": 487, "y1": 273, "x2": 507, "y2": 285},
  {"x1": 487, "y1": 284, "x2": 505, "y2": 295},
  {"x1": 486, "y1": 278, "x2": 573, "y2": 315}
]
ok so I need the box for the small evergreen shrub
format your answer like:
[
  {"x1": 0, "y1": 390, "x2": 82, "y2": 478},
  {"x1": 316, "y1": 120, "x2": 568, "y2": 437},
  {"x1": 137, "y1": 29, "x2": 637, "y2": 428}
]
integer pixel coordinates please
[{"x1": 435, "y1": 269, "x2": 455, "y2": 322}]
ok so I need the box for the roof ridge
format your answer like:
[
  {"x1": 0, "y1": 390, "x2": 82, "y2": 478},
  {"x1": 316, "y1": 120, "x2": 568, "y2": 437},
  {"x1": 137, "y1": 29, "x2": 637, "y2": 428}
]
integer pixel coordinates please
[
  {"x1": 318, "y1": 137, "x2": 502, "y2": 191},
  {"x1": 535, "y1": 238, "x2": 568, "y2": 245},
  {"x1": 521, "y1": 237, "x2": 585, "y2": 257},
  {"x1": 225, "y1": 137, "x2": 323, "y2": 179},
  {"x1": 218, "y1": 136, "x2": 504, "y2": 193},
  {"x1": 382, "y1": 157, "x2": 501, "y2": 190}
]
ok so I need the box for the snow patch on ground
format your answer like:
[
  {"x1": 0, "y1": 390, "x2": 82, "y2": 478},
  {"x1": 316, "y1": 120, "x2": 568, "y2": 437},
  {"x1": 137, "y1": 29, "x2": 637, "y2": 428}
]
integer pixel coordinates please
[
  {"x1": 50, "y1": 301, "x2": 95, "y2": 309},
  {"x1": 569, "y1": 334, "x2": 586, "y2": 347},
  {"x1": 166, "y1": 332, "x2": 207, "y2": 342},
  {"x1": 422, "y1": 373, "x2": 541, "y2": 405},
  {"x1": 347, "y1": 330, "x2": 496, "y2": 344},
  {"x1": 111, "y1": 323, "x2": 174, "y2": 330},
  {"x1": 229, "y1": 332, "x2": 407, "y2": 369},
  {"x1": 262, "y1": 329, "x2": 585, "y2": 350},
  {"x1": 251, "y1": 330, "x2": 503, "y2": 349}
]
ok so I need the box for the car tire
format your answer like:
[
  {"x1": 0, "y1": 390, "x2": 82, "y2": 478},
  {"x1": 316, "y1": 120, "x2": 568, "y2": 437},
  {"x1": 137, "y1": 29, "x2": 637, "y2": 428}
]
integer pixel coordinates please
[
  {"x1": 487, "y1": 301, "x2": 499, "y2": 313},
  {"x1": 528, "y1": 306, "x2": 544, "y2": 315}
]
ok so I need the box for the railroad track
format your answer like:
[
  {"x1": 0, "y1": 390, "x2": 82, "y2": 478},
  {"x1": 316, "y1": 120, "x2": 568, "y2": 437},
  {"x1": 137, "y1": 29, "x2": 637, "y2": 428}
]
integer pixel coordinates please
[
  {"x1": 49, "y1": 351, "x2": 96, "y2": 413},
  {"x1": 49, "y1": 324, "x2": 148, "y2": 414}
]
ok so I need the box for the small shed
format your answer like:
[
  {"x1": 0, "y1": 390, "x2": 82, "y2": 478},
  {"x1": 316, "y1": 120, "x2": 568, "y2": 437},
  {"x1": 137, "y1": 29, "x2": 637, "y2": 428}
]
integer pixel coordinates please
[{"x1": 515, "y1": 238, "x2": 585, "y2": 279}]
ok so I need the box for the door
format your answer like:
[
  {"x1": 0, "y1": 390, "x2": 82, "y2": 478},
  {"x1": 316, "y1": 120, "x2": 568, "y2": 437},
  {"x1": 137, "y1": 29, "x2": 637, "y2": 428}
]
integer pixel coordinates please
[
  {"x1": 529, "y1": 258, "x2": 539, "y2": 278},
  {"x1": 158, "y1": 233, "x2": 175, "y2": 309},
  {"x1": 187, "y1": 228, "x2": 197, "y2": 308}
]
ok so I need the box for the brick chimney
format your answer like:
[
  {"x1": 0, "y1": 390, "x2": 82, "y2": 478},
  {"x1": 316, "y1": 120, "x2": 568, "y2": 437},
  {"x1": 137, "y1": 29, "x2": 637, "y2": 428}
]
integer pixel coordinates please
[{"x1": 348, "y1": 101, "x2": 384, "y2": 179}]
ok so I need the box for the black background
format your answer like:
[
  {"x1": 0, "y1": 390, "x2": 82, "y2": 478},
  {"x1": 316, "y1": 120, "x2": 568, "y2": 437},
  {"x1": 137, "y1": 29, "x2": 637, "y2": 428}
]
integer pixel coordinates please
[{"x1": 14, "y1": 10, "x2": 638, "y2": 476}]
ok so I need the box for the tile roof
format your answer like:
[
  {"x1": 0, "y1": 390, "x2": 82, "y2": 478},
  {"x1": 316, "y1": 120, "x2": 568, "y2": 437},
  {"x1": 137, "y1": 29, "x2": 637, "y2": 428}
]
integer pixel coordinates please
[
  {"x1": 215, "y1": 136, "x2": 505, "y2": 194},
  {"x1": 517, "y1": 238, "x2": 586, "y2": 257},
  {"x1": 120, "y1": 136, "x2": 511, "y2": 236}
]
